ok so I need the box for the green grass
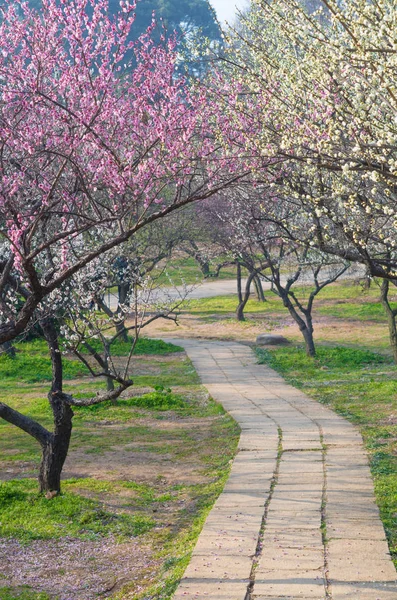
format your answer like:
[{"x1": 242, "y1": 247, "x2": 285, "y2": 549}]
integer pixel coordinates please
[
  {"x1": 289, "y1": 279, "x2": 396, "y2": 324},
  {"x1": 257, "y1": 344, "x2": 397, "y2": 564},
  {"x1": 257, "y1": 345, "x2": 389, "y2": 380},
  {"x1": 0, "y1": 339, "x2": 88, "y2": 383},
  {"x1": 84, "y1": 336, "x2": 183, "y2": 356},
  {"x1": 63, "y1": 478, "x2": 176, "y2": 507},
  {"x1": 318, "y1": 300, "x2": 391, "y2": 322},
  {"x1": 75, "y1": 388, "x2": 186, "y2": 417},
  {"x1": 153, "y1": 256, "x2": 240, "y2": 286},
  {"x1": 0, "y1": 337, "x2": 182, "y2": 385},
  {"x1": 132, "y1": 356, "x2": 201, "y2": 389},
  {"x1": 0, "y1": 588, "x2": 51, "y2": 600},
  {"x1": 185, "y1": 295, "x2": 280, "y2": 317},
  {"x1": 0, "y1": 479, "x2": 155, "y2": 542}
]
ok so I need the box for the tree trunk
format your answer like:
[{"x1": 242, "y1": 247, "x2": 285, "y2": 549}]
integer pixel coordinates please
[
  {"x1": 106, "y1": 376, "x2": 115, "y2": 392},
  {"x1": 301, "y1": 324, "x2": 316, "y2": 357},
  {"x1": 236, "y1": 303, "x2": 245, "y2": 321},
  {"x1": 253, "y1": 275, "x2": 266, "y2": 302},
  {"x1": 118, "y1": 283, "x2": 130, "y2": 306},
  {"x1": 40, "y1": 318, "x2": 74, "y2": 494},
  {"x1": 194, "y1": 254, "x2": 210, "y2": 277},
  {"x1": 362, "y1": 267, "x2": 372, "y2": 290},
  {"x1": 115, "y1": 320, "x2": 128, "y2": 343},
  {"x1": 236, "y1": 272, "x2": 255, "y2": 322},
  {"x1": 39, "y1": 394, "x2": 73, "y2": 493},
  {"x1": 380, "y1": 279, "x2": 397, "y2": 363},
  {"x1": 281, "y1": 294, "x2": 316, "y2": 357},
  {"x1": 116, "y1": 284, "x2": 130, "y2": 342},
  {"x1": 236, "y1": 262, "x2": 243, "y2": 304},
  {"x1": 103, "y1": 340, "x2": 116, "y2": 394}
]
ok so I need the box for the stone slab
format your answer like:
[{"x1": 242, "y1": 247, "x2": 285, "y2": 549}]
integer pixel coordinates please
[
  {"x1": 276, "y1": 463, "x2": 324, "y2": 476},
  {"x1": 326, "y1": 517, "x2": 387, "y2": 541},
  {"x1": 277, "y1": 473, "x2": 325, "y2": 486},
  {"x1": 326, "y1": 505, "x2": 381, "y2": 521},
  {"x1": 258, "y1": 546, "x2": 324, "y2": 571},
  {"x1": 261, "y1": 529, "x2": 323, "y2": 548},
  {"x1": 238, "y1": 435, "x2": 278, "y2": 451},
  {"x1": 328, "y1": 560, "x2": 397, "y2": 584},
  {"x1": 212, "y1": 493, "x2": 266, "y2": 509},
  {"x1": 282, "y1": 441, "x2": 323, "y2": 451},
  {"x1": 173, "y1": 579, "x2": 249, "y2": 599},
  {"x1": 265, "y1": 513, "x2": 322, "y2": 529},
  {"x1": 272, "y1": 489, "x2": 323, "y2": 502},
  {"x1": 331, "y1": 582, "x2": 397, "y2": 599},
  {"x1": 327, "y1": 539, "x2": 396, "y2": 583},
  {"x1": 326, "y1": 477, "x2": 375, "y2": 493},
  {"x1": 267, "y1": 497, "x2": 322, "y2": 513},
  {"x1": 193, "y1": 531, "x2": 259, "y2": 556},
  {"x1": 253, "y1": 571, "x2": 326, "y2": 598},
  {"x1": 183, "y1": 554, "x2": 252, "y2": 580}
]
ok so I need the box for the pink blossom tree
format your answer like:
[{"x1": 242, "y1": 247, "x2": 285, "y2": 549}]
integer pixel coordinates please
[{"x1": 0, "y1": 0, "x2": 247, "y2": 493}]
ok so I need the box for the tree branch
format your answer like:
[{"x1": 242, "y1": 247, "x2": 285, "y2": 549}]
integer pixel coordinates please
[
  {"x1": 59, "y1": 383, "x2": 133, "y2": 407},
  {"x1": 0, "y1": 402, "x2": 51, "y2": 446}
]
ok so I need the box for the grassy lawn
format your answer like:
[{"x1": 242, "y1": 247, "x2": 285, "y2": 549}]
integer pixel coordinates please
[
  {"x1": 183, "y1": 279, "x2": 396, "y2": 322},
  {"x1": 186, "y1": 295, "x2": 279, "y2": 316},
  {"x1": 0, "y1": 337, "x2": 240, "y2": 600},
  {"x1": 152, "y1": 256, "x2": 241, "y2": 286}
]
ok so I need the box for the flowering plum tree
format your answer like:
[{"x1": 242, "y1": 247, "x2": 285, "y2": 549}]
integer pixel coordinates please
[
  {"x1": 217, "y1": 0, "x2": 397, "y2": 356},
  {"x1": 59, "y1": 254, "x2": 186, "y2": 391},
  {"x1": 219, "y1": 0, "x2": 397, "y2": 274},
  {"x1": 0, "y1": 0, "x2": 247, "y2": 493},
  {"x1": 206, "y1": 185, "x2": 349, "y2": 354}
]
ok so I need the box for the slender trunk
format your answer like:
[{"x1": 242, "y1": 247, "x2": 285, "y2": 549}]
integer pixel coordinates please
[
  {"x1": 103, "y1": 340, "x2": 115, "y2": 394},
  {"x1": 236, "y1": 262, "x2": 243, "y2": 304},
  {"x1": 118, "y1": 283, "x2": 130, "y2": 306},
  {"x1": 236, "y1": 272, "x2": 255, "y2": 322},
  {"x1": 380, "y1": 280, "x2": 397, "y2": 363},
  {"x1": 281, "y1": 294, "x2": 316, "y2": 357},
  {"x1": 253, "y1": 275, "x2": 266, "y2": 302},
  {"x1": 116, "y1": 284, "x2": 130, "y2": 342},
  {"x1": 115, "y1": 320, "x2": 128, "y2": 343},
  {"x1": 200, "y1": 261, "x2": 210, "y2": 278},
  {"x1": 362, "y1": 267, "x2": 372, "y2": 290},
  {"x1": 40, "y1": 319, "x2": 74, "y2": 494},
  {"x1": 195, "y1": 255, "x2": 210, "y2": 277},
  {"x1": 301, "y1": 322, "x2": 316, "y2": 357},
  {"x1": 236, "y1": 303, "x2": 245, "y2": 321}
]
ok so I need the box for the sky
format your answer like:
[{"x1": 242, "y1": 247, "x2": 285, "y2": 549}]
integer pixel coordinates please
[{"x1": 209, "y1": 0, "x2": 249, "y2": 24}]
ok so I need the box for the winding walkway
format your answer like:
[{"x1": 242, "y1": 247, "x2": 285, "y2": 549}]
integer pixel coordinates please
[{"x1": 168, "y1": 339, "x2": 397, "y2": 600}]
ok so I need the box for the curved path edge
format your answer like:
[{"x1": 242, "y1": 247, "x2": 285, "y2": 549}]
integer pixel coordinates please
[{"x1": 165, "y1": 339, "x2": 397, "y2": 600}]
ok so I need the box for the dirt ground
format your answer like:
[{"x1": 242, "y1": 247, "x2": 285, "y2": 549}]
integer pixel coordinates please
[
  {"x1": 1, "y1": 537, "x2": 159, "y2": 600},
  {"x1": 143, "y1": 309, "x2": 390, "y2": 353}
]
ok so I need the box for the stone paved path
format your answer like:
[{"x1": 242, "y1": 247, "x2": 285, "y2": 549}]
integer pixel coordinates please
[{"x1": 168, "y1": 339, "x2": 397, "y2": 600}]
